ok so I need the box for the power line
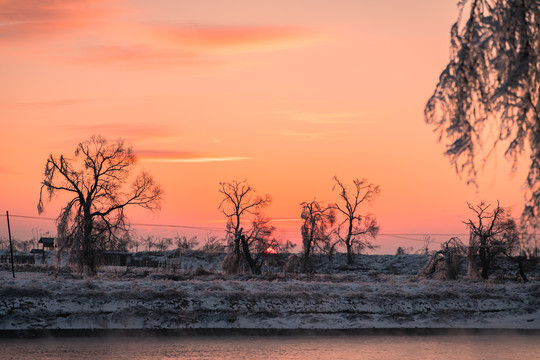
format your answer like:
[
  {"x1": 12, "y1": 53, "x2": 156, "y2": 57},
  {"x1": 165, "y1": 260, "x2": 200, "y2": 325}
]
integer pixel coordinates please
[
  {"x1": 0, "y1": 214, "x2": 56, "y2": 221},
  {"x1": 383, "y1": 234, "x2": 427, "y2": 243},
  {"x1": 131, "y1": 222, "x2": 222, "y2": 232},
  {"x1": 2, "y1": 213, "x2": 540, "y2": 239},
  {"x1": 0, "y1": 213, "x2": 224, "y2": 232}
]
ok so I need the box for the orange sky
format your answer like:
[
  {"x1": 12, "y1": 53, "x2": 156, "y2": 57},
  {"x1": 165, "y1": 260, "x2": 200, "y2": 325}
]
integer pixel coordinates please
[{"x1": 0, "y1": 0, "x2": 527, "y2": 253}]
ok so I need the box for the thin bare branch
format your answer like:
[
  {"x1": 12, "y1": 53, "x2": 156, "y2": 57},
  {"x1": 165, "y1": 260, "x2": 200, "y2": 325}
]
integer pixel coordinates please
[{"x1": 37, "y1": 135, "x2": 162, "y2": 275}]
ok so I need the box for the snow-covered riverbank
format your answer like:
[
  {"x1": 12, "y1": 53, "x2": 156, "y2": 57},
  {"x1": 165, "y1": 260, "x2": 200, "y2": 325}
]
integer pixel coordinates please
[{"x1": 1, "y1": 269, "x2": 539, "y2": 331}]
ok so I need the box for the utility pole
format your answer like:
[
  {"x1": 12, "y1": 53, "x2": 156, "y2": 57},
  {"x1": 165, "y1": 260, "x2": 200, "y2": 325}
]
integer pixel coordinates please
[{"x1": 6, "y1": 211, "x2": 15, "y2": 278}]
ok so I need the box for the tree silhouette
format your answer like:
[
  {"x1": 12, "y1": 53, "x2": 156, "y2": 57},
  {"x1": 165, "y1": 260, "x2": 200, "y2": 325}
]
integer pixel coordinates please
[
  {"x1": 38, "y1": 135, "x2": 162, "y2": 274},
  {"x1": 218, "y1": 180, "x2": 273, "y2": 274},
  {"x1": 333, "y1": 177, "x2": 380, "y2": 265},
  {"x1": 464, "y1": 201, "x2": 519, "y2": 279},
  {"x1": 298, "y1": 200, "x2": 335, "y2": 272},
  {"x1": 425, "y1": 0, "x2": 540, "y2": 240}
]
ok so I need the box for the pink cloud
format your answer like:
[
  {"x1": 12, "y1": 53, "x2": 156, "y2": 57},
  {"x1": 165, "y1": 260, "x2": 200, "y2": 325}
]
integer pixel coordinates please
[
  {"x1": 74, "y1": 25, "x2": 319, "y2": 66},
  {"x1": 0, "y1": 0, "x2": 118, "y2": 41},
  {"x1": 0, "y1": 1, "x2": 320, "y2": 65},
  {"x1": 137, "y1": 150, "x2": 251, "y2": 163},
  {"x1": 73, "y1": 44, "x2": 211, "y2": 66},
  {"x1": 155, "y1": 25, "x2": 318, "y2": 51}
]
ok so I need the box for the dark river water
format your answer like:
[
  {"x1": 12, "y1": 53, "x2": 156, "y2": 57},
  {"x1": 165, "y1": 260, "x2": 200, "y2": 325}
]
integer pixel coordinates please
[{"x1": 1, "y1": 332, "x2": 539, "y2": 359}]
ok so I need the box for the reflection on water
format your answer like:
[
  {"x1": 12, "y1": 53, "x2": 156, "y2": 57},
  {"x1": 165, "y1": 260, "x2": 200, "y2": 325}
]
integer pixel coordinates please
[{"x1": 2, "y1": 333, "x2": 540, "y2": 360}]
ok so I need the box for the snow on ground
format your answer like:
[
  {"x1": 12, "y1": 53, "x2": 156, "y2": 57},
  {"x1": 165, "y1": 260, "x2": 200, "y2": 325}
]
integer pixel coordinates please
[{"x1": 0, "y1": 254, "x2": 539, "y2": 331}]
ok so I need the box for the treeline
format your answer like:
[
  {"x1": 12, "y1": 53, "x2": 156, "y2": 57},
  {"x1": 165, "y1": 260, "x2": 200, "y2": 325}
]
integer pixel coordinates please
[{"x1": 33, "y1": 135, "x2": 538, "y2": 279}]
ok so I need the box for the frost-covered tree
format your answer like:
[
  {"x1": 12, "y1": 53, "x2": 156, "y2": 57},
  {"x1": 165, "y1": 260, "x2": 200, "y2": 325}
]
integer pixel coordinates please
[
  {"x1": 332, "y1": 176, "x2": 380, "y2": 264},
  {"x1": 425, "y1": 0, "x2": 540, "y2": 242},
  {"x1": 298, "y1": 200, "x2": 335, "y2": 272},
  {"x1": 156, "y1": 237, "x2": 173, "y2": 252},
  {"x1": 176, "y1": 235, "x2": 199, "y2": 251},
  {"x1": 464, "y1": 201, "x2": 519, "y2": 279},
  {"x1": 38, "y1": 135, "x2": 162, "y2": 274},
  {"x1": 218, "y1": 180, "x2": 273, "y2": 274},
  {"x1": 142, "y1": 235, "x2": 155, "y2": 252},
  {"x1": 419, "y1": 237, "x2": 466, "y2": 280},
  {"x1": 201, "y1": 235, "x2": 225, "y2": 253},
  {"x1": 0, "y1": 236, "x2": 8, "y2": 250}
]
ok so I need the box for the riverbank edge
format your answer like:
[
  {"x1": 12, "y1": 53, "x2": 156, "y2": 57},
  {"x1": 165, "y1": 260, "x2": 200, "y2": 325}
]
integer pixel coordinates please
[{"x1": 2, "y1": 328, "x2": 540, "y2": 338}]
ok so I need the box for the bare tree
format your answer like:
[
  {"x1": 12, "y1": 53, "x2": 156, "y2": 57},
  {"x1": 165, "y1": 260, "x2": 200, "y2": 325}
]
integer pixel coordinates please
[
  {"x1": 218, "y1": 180, "x2": 273, "y2": 274},
  {"x1": 156, "y1": 237, "x2": 173, "y2": 252},
  {"x1": 169, "y1": 235, "x2": 198, "y2": 269},
  {"x1": 141, "y1": 235, "x2": 155, "y2": 252},
  {"x1": 297, "y1": 200, "x2": 335, "y2": 272},
  {"x1": 201, "y1": 235, "x2": 225, "y2": 253},
  {"x1": 464, "y1": 201, "x2": 519, "y2": 279},
  {"x1": 127, "y1": 236, "x2": 140, "y2": 253},
  {"x1": 31, "y1": 228, "x2": 49, "y2": 251},
  {"x1": 156, "y1": 237, "x2": 173, "y2": 269},
  {"x1": 419, "y1": 235, "x2": 435, "y2": 255},
  {"x1": 244, "y1": 215, "x2": 278, "y2": 273},
  {"x1": 0, "y1": 236, "x2": 8, "y2": 250},
  {"x1": 332, "y1": 177, "x2": 380, "y2": 264},
  {"x1": 425, "y1": 1, "x2": 540, "y2": 245},
  {"x1": 38, "y1": 135, "x2": 162, "y2": 275},
  {"x1": 176, "y1": 235, "x2": 199, "y2": 251},
  {"x1": 419, "y1": 237, "x2": 466, "y2": 280},
  {"x1": 15, "y1": 239, "x2": 33, "y2": 252}
]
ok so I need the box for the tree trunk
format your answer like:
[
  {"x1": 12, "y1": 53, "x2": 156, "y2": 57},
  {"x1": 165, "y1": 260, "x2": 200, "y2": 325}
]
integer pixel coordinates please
[
  {"x1": 233, "y1": 236, "x2": 241, "y2": 257},
  {"x1": 479, "y1": 238, "x2": 489, "y2": 279},
  {"x1": 82, "y1": 210, "x2": 96, "y2": 275},
  {"x1": 241, "y1": 235, "x2": 258, "y2": 274},
  {"x1": 346, "y1": 241, "x2": 353, "y2": 265},
  {"x1": 300, "y1": 230, "x2": 313, "y2": 272},
  {"x1": 515, "y1": 256, "x2": 529, "y2": 282},
  {"x1": 345, "y1": 220, "x2": 354, "y2": 265}
]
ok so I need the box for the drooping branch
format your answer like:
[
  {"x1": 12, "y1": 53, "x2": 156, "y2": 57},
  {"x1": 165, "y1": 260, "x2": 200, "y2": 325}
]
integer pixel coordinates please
[
  {"x1": 299, "y1": 199, "x2": 336, "y2": 270},
  {"x1": 37, "y1": 135, "x2": 162, "y2": 275},
  {"x1": 425, "y1": 0, "x2": 540, "y2": 236}
]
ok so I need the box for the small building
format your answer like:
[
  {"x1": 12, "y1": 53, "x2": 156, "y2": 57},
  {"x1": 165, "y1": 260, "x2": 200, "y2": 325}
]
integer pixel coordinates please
[
  {"x1": 101, "y1": 251, "x2": 132, "y2": 267},
  {"x1": 38, "y1": 237, "x2": 55, "y2": 250},
  {"x1": 0, "y1": 249, "x2": 35, "y2": 264}
]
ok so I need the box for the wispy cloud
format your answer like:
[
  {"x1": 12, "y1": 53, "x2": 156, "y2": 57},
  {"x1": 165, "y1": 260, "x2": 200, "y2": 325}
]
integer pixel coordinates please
[
  {"x1": 154, "y1": 25, "x2": 319, "y2": 53},
  {"x1": 73, "y1": 44, "x2": 211, "y2": 66},
  {"x1": 280, "y1": 110, "x2": 366, "y2": 124},
  {"x1": 144, "y1": 157, "x2": 251, "y2": 163},
  {"x1": 76, "y1": 25, "x2": 320, "y2": 66},
  {"x1": 0, "y1": 0, "x2": 118, "y2": 41},
  {"x1": 0, "y1": 1, "x2": 322, "y2": 69},
  {"x1": 0, "y1": 1, "x2": 321, "y2": 66},
  {"x1": 274, "y1": 130, "x2": 326, "y2": 141},
  {"x1": 137, "y1": 150, "x2": 251, "y2": 163}
]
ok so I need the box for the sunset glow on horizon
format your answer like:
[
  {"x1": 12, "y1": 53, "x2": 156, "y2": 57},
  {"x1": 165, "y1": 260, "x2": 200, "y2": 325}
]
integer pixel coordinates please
[{"x1": 0, "y1": 0, "x2": 528, "y2": 253}]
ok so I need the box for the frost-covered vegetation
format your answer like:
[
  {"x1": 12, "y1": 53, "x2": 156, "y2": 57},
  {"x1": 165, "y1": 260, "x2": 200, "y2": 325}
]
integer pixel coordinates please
[{"x1": 1, "y1": 252, "x2": 539, "y2": 331}]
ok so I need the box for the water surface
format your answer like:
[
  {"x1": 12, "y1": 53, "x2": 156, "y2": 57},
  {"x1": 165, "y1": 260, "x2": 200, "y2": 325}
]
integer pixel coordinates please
[{"x1": 2, "y1": 333, "x2": 539, "y2": 360}]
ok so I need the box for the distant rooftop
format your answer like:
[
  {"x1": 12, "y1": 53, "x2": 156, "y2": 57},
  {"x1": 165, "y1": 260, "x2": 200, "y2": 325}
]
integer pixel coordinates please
[{"x1": 38, "y1": 237, "x2": 55, "y2": 248}]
